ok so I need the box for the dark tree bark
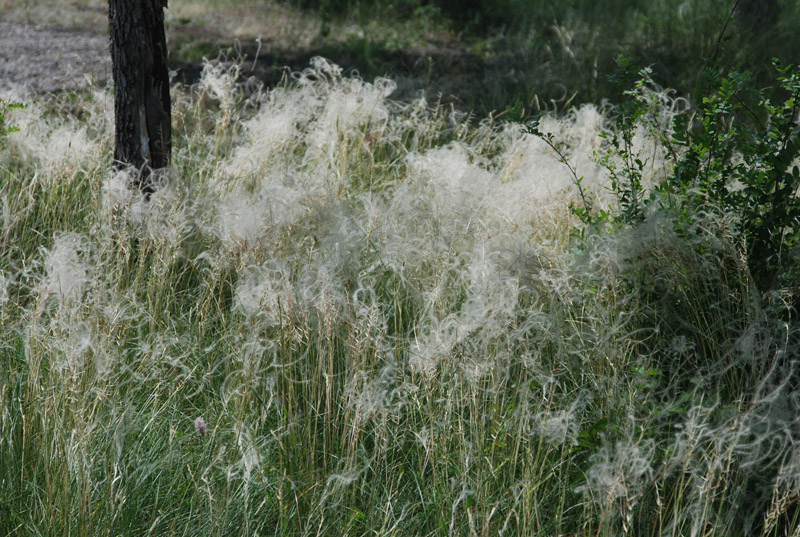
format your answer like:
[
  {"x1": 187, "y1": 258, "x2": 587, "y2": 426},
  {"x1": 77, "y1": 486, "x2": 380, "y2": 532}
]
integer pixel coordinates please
[{"x1": 108, "y1": 0, "x2": 171, "y2": 195}]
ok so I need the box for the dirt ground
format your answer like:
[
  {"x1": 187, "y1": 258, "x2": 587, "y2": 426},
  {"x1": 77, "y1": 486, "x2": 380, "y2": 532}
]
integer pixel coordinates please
[
  {"x1": 0, "y1": 0, "x2": 325, "y2": 94},
  {"x1": 0, "y1": 2, "x2": 391, "y2": 94},
  {"x1": 0, "y1": 20, "x2": 111, "y2": 93},
  {"x1": 0, "y1": 4, "x2": 498, "y2": 112}
]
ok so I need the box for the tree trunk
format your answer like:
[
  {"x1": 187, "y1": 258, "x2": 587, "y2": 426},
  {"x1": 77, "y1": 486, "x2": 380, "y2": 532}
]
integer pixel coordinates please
[{"x1": 108, "y1": 0, "x2": 171, "y2": 195}]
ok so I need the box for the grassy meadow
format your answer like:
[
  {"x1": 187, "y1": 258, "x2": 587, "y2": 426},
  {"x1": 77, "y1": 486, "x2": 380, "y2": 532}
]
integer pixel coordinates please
[{"x1": 2, "y1": 1, "x2": 800, "y2": 536}]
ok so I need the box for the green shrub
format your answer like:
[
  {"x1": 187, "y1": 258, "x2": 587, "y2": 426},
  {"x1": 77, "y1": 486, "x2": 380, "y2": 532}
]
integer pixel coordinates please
[
  {"x1": 0, "y1": 98, "x2": 24, "y2": 149},
  {"x1": 530, "y1": 57, "x2": 800, "y2": 297},
  {"x1": 669, "y1": 61, "x2": 800, "y2": 292}
]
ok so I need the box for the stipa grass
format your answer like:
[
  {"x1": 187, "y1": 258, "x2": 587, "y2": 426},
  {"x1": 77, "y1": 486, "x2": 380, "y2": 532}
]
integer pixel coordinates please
[{"x1": 1, "y1": 59, "x2": 799, "y2": 537}]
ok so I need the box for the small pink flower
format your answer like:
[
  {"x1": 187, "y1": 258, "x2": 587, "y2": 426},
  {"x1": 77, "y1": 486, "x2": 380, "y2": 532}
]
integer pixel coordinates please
[{"x1": 195, "y1": 417, "x2": 206, "y2": 437}]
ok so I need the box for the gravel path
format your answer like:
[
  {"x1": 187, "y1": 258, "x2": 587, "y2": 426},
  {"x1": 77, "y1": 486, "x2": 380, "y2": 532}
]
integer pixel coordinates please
[{"x1": 0, "y1": 21, "x2": 111, "y2": 93}]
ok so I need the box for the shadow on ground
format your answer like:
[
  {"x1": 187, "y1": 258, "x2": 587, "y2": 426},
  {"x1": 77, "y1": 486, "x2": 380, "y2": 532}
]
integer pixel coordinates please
[{"x1": 170, "y1": 38, "x2": 560, "y2": 117}]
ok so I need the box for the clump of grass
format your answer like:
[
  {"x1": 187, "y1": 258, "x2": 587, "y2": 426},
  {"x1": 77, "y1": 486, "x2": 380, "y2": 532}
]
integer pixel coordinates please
[{"x1": 1, "y1": 55, "x2": 799, "y2": 537}]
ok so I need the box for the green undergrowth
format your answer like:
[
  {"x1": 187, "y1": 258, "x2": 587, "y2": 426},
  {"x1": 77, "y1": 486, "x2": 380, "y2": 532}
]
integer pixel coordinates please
[
  {"x1": 266, "y1": 0, "x2": 800, "y2": 116},
  {"x1": 1, "y1": 53, "x2": 799, "y2": 537}
]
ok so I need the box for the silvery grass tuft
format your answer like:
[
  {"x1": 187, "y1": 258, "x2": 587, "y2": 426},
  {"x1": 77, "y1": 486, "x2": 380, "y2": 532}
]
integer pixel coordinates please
[{"x1": 0, "y1": 57, "x2": 798, "y2": 537}]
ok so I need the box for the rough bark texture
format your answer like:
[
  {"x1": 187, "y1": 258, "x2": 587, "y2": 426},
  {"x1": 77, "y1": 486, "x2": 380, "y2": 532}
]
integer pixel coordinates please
[{"x1": 108, "y1": 0, "x2": 171, "y2": 194}]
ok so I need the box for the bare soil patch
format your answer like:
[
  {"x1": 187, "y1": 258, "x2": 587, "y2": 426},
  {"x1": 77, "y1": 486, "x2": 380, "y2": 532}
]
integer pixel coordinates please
[
  {"x1": 0, "y1": 7, "x2": 503, "y2": 112},
  {"x1": 0, "y1": 20, "x2": 111, "y2": 93}
]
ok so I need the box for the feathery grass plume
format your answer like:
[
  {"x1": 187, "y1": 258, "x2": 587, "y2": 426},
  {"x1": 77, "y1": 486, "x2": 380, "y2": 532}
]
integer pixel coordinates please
[
  {"x1": 233, "y1": 262, "x2": 294, "y2": 323},
  {"x1": 346, "y1": 368, "x2": 394, "y2": 429},
  {"x1": 220, "y1": 57, "x2": 395, "y2": 184},
  {"x1": 38, "y1": 232, "x2": 91, "y2": 306},
  {"x1": 577, "y1": 436, "x2": 655, "y2": 529},
  {"x1": 532, "y1": 399, "x2": 582, "y2": 447},
  {"x1": 503, "y1": 106, "x2": 607, "y2": 204},
  {"x1": 101, "y1": 168, "x2": 140, "y2": 218},
  {"x1": 214, "y1": 189, "x2": 270, "y2": 250},
  {"x1": 4, "y1": 97, "x2": 98, "y2": 175},
  {"x1": 4, "y1": 51, "x2": 800, "y2": 536},
  {"x1": 197, "y1": 56, "x2": 246, "y2": 134},
  {"x1": 0, "y1": 270, "x2": 9, "y2": 306}
]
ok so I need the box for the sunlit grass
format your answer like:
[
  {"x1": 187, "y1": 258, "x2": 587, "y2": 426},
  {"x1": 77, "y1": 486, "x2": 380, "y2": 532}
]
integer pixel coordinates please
[{"x1": 1, "y1": 56, "x2": 799, "y2": 536}]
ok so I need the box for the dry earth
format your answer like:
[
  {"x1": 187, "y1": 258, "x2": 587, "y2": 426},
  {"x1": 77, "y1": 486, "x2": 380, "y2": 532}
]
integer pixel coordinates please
[
  {"x1": 0, "y1": 1, "x2": 328, "y2": 94},
  {"x1": 0, "y1": 20, "x2": 111, "y2": 93},
  {"x1": 0, "y1": 3, "x2": 494, "y2": 110},
  {"x1": 0, "y1": 1, "x2": 384, "y2": 94}
]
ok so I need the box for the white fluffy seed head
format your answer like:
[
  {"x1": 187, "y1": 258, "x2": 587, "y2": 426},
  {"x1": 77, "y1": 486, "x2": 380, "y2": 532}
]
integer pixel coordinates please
[
  {"x1": 0, "y1": 271, "x2": 9, "y2": 306},
  {"x1": 234, "y1": 264, "x2": 294, "y2": 324},
  {"x1": 576, "y1": 438, "x2": 654, "y2": 507},
  {"x1": 40, "y1": 233, "x2": 90, "y2": 305}
]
